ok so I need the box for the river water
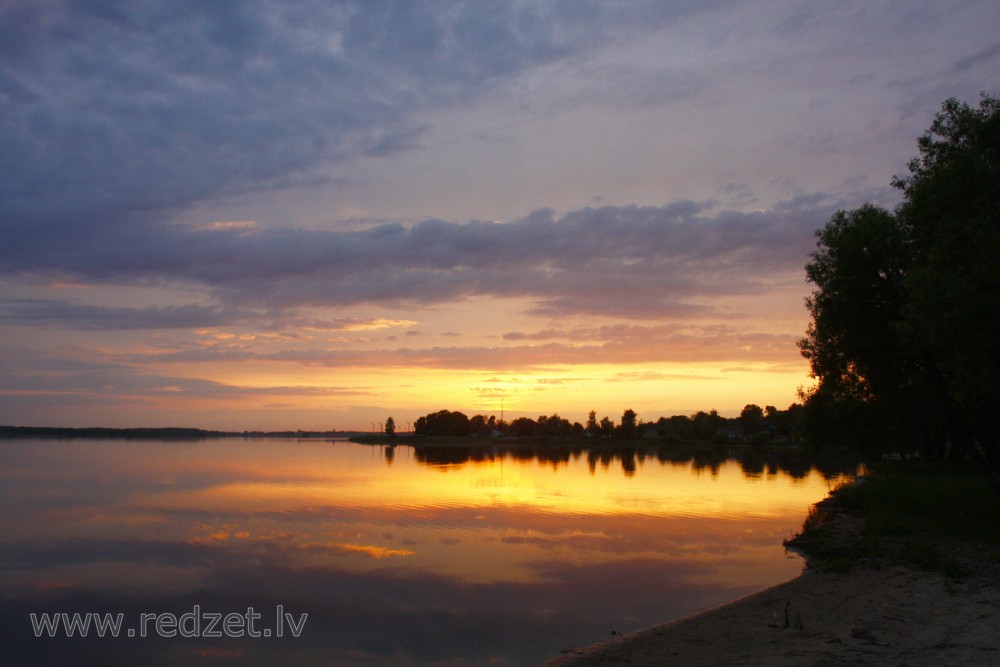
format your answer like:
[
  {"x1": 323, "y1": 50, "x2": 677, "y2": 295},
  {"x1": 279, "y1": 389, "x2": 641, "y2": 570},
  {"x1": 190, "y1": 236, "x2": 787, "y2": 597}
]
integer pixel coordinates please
[{"x1": 0, "y1": 438, "x2": 856, "y2": 666}]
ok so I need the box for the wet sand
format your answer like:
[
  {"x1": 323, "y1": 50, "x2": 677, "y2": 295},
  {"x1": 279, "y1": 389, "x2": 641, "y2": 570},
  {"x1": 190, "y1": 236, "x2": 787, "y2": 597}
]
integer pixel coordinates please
[{"x1": 545, "y1": 561, "x2": 1000, "y2": 666}]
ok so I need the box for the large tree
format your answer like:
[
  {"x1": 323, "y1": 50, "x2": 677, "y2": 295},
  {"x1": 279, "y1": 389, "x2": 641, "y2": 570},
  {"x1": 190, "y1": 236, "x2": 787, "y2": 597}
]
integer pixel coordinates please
[
  {"x1": 414, "y1": 410, "x2": 470, "y2": 437},
  {"x1": 798, "y1": 203, "x2": 921, "y2": 452},
  {"x1": 739, "y1": 404, "x2": 767, "y2": 438},
  {"x1": 800, "y1": 94, "x2": 1000, "y2": 497},
  {"x1": 617, "y1": 409, "x2": 638, "y2": 440},
  {"x1": 893, "y1": 95, "x2": 1000, "y2": 469}
]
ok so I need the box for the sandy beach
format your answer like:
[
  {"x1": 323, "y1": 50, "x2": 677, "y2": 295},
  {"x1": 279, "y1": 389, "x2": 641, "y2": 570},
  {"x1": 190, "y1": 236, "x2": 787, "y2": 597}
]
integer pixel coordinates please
[{"x1": 545, "y1": 562, "x2": 1000, "y2": 666}]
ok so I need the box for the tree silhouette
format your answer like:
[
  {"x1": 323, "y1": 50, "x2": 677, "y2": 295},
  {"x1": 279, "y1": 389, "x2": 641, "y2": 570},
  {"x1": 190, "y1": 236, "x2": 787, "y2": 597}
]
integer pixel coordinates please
[
  {"x1": 739, "y1": 404, "x2": 765, "y2": 437},
  {"x1": 414, "y1": 410, "x2": 470, "y2": 437},
  {"x1": 617, "y1": 409, "x2": 638, "y2": 440},
  {"x1": 800, "y1": 94, "x2": 1000, "y2": 499}
]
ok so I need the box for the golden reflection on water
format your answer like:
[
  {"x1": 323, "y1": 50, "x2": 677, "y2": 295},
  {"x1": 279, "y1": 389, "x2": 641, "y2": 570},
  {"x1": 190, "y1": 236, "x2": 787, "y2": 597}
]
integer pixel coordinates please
[
  {"x1": 0, "y1": 438, "x2": 856, "y2": 665},
  {"x1": 4, "y1": 440, "x2": 846, "y2": 586},
  {"x1": 185, "y1": 442, "x2": 840, "y2": 519}
]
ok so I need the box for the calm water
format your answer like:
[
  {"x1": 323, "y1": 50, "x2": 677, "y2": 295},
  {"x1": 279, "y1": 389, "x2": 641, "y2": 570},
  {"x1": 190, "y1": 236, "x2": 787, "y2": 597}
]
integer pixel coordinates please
[{"x1": 0, "y1": 438, "x2": 855, "y2": 666}]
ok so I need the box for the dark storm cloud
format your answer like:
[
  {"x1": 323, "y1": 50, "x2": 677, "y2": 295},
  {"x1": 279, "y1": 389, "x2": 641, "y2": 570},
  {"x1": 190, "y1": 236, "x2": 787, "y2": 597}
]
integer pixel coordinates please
[
  {"x1": 7, "y1": 1, "x2": 995, "y2": 339},
  {"x1": 133, "y1": 327, "x2": 800, "y2": 370},
  {"x1": 952, "y1": 42, "x2": 1000, "y2": 72},
  {"x1": 0, "y1": 0, "x2": 719, "y2": 245},
  {"x1": 0, "y1": 0, "x2": 771, "y2": 327},
  {"x1": 0, "y1": 356, "x2": 372, "y2": 399},
  {"x1": 0, "y1": 299, "x2": 237, "y2": 330},
  {"x1": 1, "y1": 198, "x2": 832, "y2": 325},
  {"x1": 4, "y1": 0, "x2": 996, "y2": 330}
]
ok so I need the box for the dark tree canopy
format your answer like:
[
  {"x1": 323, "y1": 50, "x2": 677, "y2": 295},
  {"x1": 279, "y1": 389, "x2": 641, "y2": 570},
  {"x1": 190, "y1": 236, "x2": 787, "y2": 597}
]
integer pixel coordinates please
[
  {"x1": 800, "y1": 94, "x2": 1000, "y2": 497},
  {"x1": 507, "y1": 417, "x2": 538, "y2": 437},
  {"x1": 414, "y1": 410, "x2": 470, "y2": 437},
  {"x1": 616, "y1": 409, "x2": 638, "y2": 440},
  {"x1": 739, "y1": 404, "x2": 765, "y2": 436},
  {"x1": 798, "y1": 204, "x2": 923, "y2": 451},
  {"x1": 800, "y1": 204, "x2": 911, "y2": 400},
  {"x1": 469, "y1": 414, "x2": 489, "y2": 435},
  {"x1": 894, "y1": 95, "x2": 1000, "y2": 457}
]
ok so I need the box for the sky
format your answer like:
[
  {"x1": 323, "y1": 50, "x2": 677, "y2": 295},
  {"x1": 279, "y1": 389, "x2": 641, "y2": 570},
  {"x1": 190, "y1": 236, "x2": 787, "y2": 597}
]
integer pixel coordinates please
[{"x1": 2, "y1": 0, "x2": 998, "y2": 431}]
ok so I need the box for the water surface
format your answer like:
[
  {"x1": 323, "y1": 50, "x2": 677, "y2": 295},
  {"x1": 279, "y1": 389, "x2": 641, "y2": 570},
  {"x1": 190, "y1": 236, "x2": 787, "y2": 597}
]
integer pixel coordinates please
[{"x1": 0, "y1": 438, "x2": 853, "y2": 665}]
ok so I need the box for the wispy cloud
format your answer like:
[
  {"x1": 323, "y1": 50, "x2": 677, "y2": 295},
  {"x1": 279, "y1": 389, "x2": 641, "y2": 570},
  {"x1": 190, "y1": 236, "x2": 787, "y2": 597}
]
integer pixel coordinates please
[
  {"x1": 0, "y1": 1, "x2": 719, "y2": 240},
  {"x1": 2, "y1": 0, "x2": 997, "y2": 427},
  {"x1": 1, "y1": 199, "x2": 830, "y2": 324}
]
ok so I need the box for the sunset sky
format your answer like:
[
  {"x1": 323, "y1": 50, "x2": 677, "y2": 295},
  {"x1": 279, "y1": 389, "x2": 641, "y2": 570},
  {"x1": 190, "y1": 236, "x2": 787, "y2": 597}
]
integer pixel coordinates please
[{"x1": 2, "y1": 1, "x2": 998, "y2": 431}]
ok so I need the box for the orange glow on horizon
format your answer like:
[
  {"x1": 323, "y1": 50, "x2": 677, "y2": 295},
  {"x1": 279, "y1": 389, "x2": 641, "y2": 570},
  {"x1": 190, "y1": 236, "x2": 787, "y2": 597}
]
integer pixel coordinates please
[{"x1": 148, "y1": 359, "x2": 810, "y2": 431}]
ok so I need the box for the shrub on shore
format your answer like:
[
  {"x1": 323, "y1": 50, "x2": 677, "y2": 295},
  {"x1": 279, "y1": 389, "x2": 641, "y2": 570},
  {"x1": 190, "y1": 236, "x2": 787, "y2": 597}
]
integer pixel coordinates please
[{"x1": 787, "y1": 462, "x2": 1000, "y2": 577}]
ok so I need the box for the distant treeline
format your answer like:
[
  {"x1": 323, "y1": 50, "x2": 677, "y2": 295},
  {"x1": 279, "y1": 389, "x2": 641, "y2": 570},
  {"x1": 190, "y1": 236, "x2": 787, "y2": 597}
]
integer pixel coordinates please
[
  {"x1": 402, "y1": 403, "x2": 802, "y2": 443},
  {"x1": 0, "y1": 426, "x2": 352, "y2": 440}
]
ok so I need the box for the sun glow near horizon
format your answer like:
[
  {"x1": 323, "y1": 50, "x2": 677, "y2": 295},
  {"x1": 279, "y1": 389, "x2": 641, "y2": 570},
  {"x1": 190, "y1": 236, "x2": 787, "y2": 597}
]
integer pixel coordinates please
[
  {"x1": 2, "y1": 297, "x2": 812, "y2": 430},
  {"x1": 112, "y1": 355, "x2": 811, "y2": 431},
  {"x1": 2, "y1": 0, "x2": 996, "y2": 433}
]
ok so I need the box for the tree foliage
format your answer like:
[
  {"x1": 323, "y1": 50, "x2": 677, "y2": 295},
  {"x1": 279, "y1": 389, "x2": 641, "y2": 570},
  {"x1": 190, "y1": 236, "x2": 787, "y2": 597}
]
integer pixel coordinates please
[
  {"x1": 895, "y1": 95, "x2": 1000, "y2": 464},
  {"x1": 414, "y1": 410, "x2": 470, "y2": 437},
  {"x1": 798, "y1": 204, "x2": 923, "y2": 452},
  {"x1": 800, "y1": 94, "x2": 1000, "y2": 497},
  {"x1": 739, "y1": 404, "x2": 765, "y2": 436},
  {"x1": 506, "y1": 417, "x2": 538, "y2": 437},
  {"x1": 468, "y1": 414, "x2": 488, "y2": 435},
  {"x1": 616, "y1": 409, "x2": 638, "y2": 440}
]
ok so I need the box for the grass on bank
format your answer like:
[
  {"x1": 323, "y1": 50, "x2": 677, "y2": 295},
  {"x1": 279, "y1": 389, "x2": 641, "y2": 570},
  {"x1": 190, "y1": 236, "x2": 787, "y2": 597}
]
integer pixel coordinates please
[{"x1": 787, "y1": 461, "x2": 1000, "y2": 577}]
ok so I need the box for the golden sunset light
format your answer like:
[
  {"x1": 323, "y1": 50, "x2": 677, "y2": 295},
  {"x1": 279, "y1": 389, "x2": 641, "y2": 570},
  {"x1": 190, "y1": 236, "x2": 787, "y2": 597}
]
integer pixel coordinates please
[
  {"x1": 2, "y1": 3, "x2": 997, "y2": 665},
  {"x1": 4, "y1": 1, "x2": 993, "y2": 431}
]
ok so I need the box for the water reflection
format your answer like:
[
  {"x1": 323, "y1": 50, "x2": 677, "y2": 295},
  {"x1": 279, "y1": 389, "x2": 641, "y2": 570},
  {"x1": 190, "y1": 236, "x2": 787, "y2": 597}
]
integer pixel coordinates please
[
  {"x1": 408, "y1": 441, "x2": 859, "y2": 481},
  {"x1": 0, "y1": 439, "x2": 858, "y2": 666}
]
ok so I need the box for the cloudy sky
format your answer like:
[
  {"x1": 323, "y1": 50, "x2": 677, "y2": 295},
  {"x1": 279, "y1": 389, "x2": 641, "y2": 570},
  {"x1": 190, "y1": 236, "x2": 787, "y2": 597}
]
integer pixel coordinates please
[{"x1": 2, "y1": 1, "x2": 998, "y2": 431}]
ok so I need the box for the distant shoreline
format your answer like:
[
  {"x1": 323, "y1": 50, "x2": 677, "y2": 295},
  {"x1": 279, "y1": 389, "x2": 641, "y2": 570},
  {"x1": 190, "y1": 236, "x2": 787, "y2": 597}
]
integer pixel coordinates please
[
  {"x1": 1, "y1": 427, "x2": 812, "y2": 449},
  {"x1": 0, "y1": 425, "x2": 360, "y2": 440}
]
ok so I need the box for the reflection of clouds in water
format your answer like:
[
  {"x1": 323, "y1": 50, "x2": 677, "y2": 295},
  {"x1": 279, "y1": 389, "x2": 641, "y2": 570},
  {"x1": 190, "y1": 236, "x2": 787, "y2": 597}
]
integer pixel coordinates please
[
  {"x1": 0, "y1": 542, "x2": 759, "y2": 666},
  {"x1": 0, "y1": 439, "x2": 854, "y2": 665}
]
